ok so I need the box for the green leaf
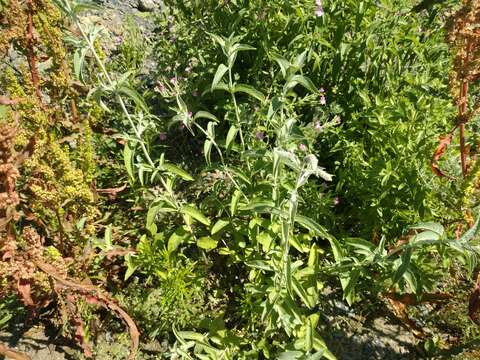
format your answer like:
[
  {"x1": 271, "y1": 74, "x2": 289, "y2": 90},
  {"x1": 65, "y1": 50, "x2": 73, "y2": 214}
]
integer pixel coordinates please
[
  {"x1": 117, "y1": 85, "x2": 148, "y2": 112},
  {"x1": 287, "y1": 75, "x2": 317, "y2": 93},
  {"x1": 459, "y1": 215, "x2": 480, "y2": 242},
  {"x1": 293, "y1": 50, "x2": 308, "y2": 69},
  {"x1": 230, "y1": 189, "x2": 241, "y2": 216},
  {"x1": 208, "y1": 32, "x2": 226, "y2": 49},
  {"x1": 212, "y1": 64, "x2": 229, "y2": 91},
  {"x1": 271, "y1": 53, "x2": 291, "y2": 78},
  {"x1": 226, "y1": 125, "x2": 239, "y2": 150},
  {"x1": 410, "y1": 222, "x2": 444, "y2": 237},
  {"x1": 278, "y1": 351, "x2": 304, "y2": 360},
  {"x1": 123, "y1": 142, "x2": 135, "y2": 182},
  {"x1": 231, "y1": 43, "x2": 256, "y2": 53},
  {"x1": 225, "y1": 166, "x2": 251, "y2": 185},
  {"x1": 239, "y1": 201, "x2": 285, "y2": 217},
  {"x1": 295, "y1": 215, "x2": 333, "y2": 241},
  {"x1": 344, "y1": 237, "x2": 376, "y2": 253},
  {"x1": 181, "y1": 205, "x2": 211, "y2": 226},
  {"x1": 147, "y1": 204, "x2": 176, "y2": 228},
  {"x1": 392, "y1": 248, "x2": 412, "y2": 285},
  {"x1": 104, "y1": 225, "x2": 112, "y2": 247},
  {"x1": 233, "y1": 84, "x2": 265, "y2": 102},
  {"x1": 343, "y1": 269, "x2": 359, "y2": 303},
  {"x1": 168, "y1": 226, "x2": 191, "y2": 253},
  {"x1": 305, "y1": 314, "x2": 314, "y2": 352},
  {"x1": 292, "y1": 278, "x2": 315, "y2": 309},
  {"x1": 197, "y1": 236, "x2": 218, "y2": 250},
  {"x1": 162, "y1": 163, "x2": 194, "y2": 181},
  {"x1": 245, "y1": 260, "x2": 274, "y2": 271},
  {"x1": 73, "y1": 48, "x2": 88, "y2": 81},
  {"x1": 211, "y1": 219, "x2": 229, "y2": 235},
  {"x1": 204, "y1": 140, "x2": 213, "y2": 165},
  {"x1": 194, "y1": 110, "x2": 218, "y2": 122},
  {"x1": 411, "y1": 230, "x2": 440, "y2": 242},
  {"x1": 124, "y1": 254, "x2": 137, "y2": 280}
]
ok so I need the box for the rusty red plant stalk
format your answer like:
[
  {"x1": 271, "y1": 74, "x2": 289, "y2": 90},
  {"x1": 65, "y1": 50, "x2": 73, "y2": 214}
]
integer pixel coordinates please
[
  {"x1": 26, "y1": 0, "x2": 43, "y2": 104},
  {"x1": 459, "y1": 39, "x2": 472, "y2": 177}
]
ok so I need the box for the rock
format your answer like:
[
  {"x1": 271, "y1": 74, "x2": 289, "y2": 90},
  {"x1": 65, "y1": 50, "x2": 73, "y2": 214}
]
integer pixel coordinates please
[{"x1": 137, "y1": 0, "x2": 159, "y2": 12}]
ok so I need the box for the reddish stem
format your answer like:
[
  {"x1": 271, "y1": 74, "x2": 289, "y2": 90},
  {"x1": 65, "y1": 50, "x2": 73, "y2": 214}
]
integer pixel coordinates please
[
  {"x1": 459, "y1": 39, "x2": 472, "y2": 177},
  {"x1": 26, "y1": 0, "x2": 43, "y2": 104}
]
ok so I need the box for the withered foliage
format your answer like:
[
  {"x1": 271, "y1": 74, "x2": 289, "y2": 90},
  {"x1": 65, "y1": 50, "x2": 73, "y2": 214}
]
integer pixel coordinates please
[
  {"x1": 0, "y1": 119, "x2": 20, "y2": 236},
  {"x1": 0, "y1": 0, "x2": 138, "y2": 357},
  {"x1": 433, "y1": 0, "x2": 480, "y2": 177}
]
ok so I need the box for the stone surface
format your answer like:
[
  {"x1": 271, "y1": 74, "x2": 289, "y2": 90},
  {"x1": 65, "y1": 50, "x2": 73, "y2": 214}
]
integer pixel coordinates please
[{"x1": 137, "y1": 0, "x2": 159, "y2": 12}]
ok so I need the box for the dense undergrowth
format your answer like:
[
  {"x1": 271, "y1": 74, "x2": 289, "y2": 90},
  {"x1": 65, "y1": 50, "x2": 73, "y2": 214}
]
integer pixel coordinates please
[{"x1": 1, "y1": 0, "x2": 480, "y2": 359}]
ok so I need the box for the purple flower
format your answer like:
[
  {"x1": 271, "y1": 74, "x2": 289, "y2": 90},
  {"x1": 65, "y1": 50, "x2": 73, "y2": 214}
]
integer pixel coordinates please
[
  {"x1": 320, "y1": 96, "x2": 326, "y2": 105},
  {"x1": 169, "y1": 77, "x2": 177, "y2": 85},
  {"x1": 154, "y1": 83, "x2": 166, "y2": 93},
  {"x1": 315, "y1": 0, "x2": 324, "y2": 17},
  {"x1": 298, "y1": 143, "x2": 307, "y2": 152},
  {"x1": 314, "y1": 121, "x2": 323, "y2": 131},
  {"x1": 255, "y1": 131, "x2": 264, "y2": 140},
  {"x1": 334, "y1": 115, "x2": 341, "y2": 125},
  {"x1": 187, "y1": 111, "x2": 193, "y2": 118},
  {"x1": 192, "y1": 90, "x2": 199, "y2": 97},
  {"x1": 159, "y1": 132, "x2": 167, "y2": 141},
  {"x1": 333, "y1": 197, "x2": 340, "y2": 206},
  {"x1": 319, "y1": 87, "x2": 325, "y2": 93}
]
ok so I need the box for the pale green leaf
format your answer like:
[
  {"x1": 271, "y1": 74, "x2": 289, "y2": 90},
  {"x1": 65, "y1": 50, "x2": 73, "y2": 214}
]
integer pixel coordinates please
[
  {"x1": 181, "y1": 205, "x2": 211, "y2": 226},
  {"x1": 233, "y1": 84, "x2": 265, "y2": 102},
  {"x1": 197, "y1": 236, "x2": 218, "y2": 250}
]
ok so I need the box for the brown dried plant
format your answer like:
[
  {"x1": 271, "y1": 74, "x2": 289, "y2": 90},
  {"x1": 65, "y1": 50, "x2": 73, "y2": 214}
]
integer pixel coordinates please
[
  {"x1": 0, "y1": 1, "x2": 139, "y2": 357},
  {"x1": 432, "y1": 0, "x2": 480, "y2": 178}
]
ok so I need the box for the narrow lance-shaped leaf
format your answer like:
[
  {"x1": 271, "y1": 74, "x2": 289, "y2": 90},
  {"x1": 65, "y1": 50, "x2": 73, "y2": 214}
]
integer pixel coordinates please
[
  {"x1": 212, "y1": 64, "x2": 229, "y2": 91},
  {"x1": 226, "y1": 125, "x2": 238, "y2": 150},
  {"x1": 233, "y1": 84, "x2": 265, "y2": 102},
  {"x1": 162, "y1": 163, "x2": 194, "y2": 181},
  {"x1": 181, "y1": 205, "x2": 211, "y2": 226},
  {"x1": 392, "y1": 247, "x2": 412, "y2": 285}
]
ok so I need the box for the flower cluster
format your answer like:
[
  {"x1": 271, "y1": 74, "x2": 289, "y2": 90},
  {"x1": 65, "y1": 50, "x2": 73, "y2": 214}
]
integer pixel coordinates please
[{"x1": 319, "y1": 87, "x2": 326, "y2": 105}]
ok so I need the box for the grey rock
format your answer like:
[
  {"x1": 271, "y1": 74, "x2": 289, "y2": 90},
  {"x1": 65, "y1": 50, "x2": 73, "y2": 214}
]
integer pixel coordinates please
[{"x1": 137, "y1": 0, "x2": 159, "y2": 12}]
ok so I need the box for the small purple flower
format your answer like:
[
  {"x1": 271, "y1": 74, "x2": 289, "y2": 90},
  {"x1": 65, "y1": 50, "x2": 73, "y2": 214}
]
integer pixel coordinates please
[
  {"x1": 319, "y1": 87, "x2": 325, "y2": 93},
  {"x1": 333, "y1": 197, "x2": 340, "y2": 206},
  {"x1": 159, "y1": 132, "x2": 167, "y2": 141},
  {"x1": 334, "y1": 115, "x2": 341, "y2": 125},
  {"x1": 320, "y1": 96, "x2": 326, "y2": 105},
  {"x1": 192, "y1": 90, "x2": 199, "y2": 97},
  {"x1": 187, "y1": 111, "x2": 193, "y2": 118},
  {"x1": 314, "y1": 121, "x2": 323, "y2": 131},
  {"x1": 299, "y1": 143, "x2": 307, "y2": 152},
  {"x1": 169, "y1": 77, "x2": 177, "y2": 85},
  {"x1": 154, "y1": 83, "x2": 166, "y2": 93},
  {"x1": 315, "y1": 0, "x2": 324, "y2": 17},
  {"x1": 255, "y1": 131, "x2": 264, "y2": 140}
]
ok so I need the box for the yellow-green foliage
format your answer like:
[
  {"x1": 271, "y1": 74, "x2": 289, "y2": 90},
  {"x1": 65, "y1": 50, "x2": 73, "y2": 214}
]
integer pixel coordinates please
[
  {"x1": 24, "y1": 131, "x2": 97, "y2": 233},
  {"x1": 462, "y1": 159, "x2": 480, "y2": 223},
  {"x1": 0, "y1": 0, "x2": 100, "y2": 239}
]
